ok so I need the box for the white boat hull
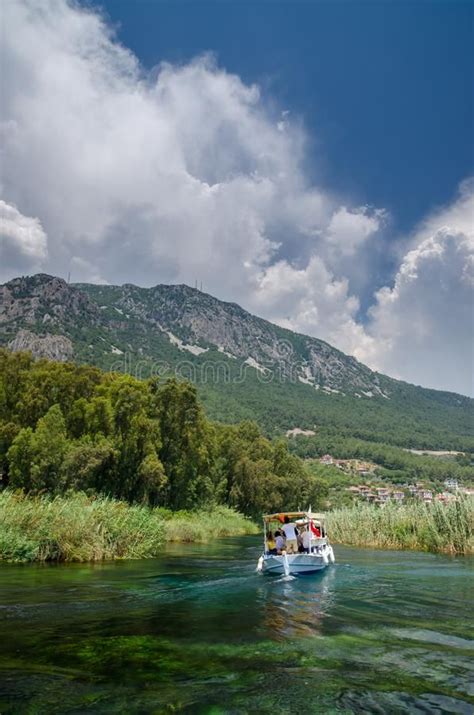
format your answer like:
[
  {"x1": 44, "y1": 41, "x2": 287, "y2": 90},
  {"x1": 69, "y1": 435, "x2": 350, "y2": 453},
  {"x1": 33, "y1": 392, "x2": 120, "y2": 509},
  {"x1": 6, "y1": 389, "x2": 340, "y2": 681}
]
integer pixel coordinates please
[{"x1": 260, "y1": 546, "x2": 335, "y2": 575}]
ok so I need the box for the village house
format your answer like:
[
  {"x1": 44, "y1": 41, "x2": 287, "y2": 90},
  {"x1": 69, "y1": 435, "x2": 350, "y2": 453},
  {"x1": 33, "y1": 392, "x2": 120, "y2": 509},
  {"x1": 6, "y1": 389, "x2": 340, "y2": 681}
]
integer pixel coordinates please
[
  {"x1": 356, "y1": 462, "x2": 375, "y2": 476},
  {"x1": 320, "y1": 454, "x2": 334, "y2": 465},
  {"x1": 376, "y1": 487, "x2": 391, "y2": 502},
  {"x1": 329, "y1": 458, "x2": 377, "y2": 474}
]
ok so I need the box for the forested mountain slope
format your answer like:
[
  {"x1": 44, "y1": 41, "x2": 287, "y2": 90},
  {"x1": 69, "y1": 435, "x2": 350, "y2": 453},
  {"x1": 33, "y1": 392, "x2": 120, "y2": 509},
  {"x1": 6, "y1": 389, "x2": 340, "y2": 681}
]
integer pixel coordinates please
[{"x1": 1, "y1": 274, "x2": 472, "y2": 450}]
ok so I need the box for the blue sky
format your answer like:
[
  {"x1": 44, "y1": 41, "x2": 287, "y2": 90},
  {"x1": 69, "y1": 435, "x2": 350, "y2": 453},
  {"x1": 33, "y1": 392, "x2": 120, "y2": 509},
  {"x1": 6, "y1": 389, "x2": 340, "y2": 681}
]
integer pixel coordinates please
[
  {"x1": 1, "y1": 0, "x2": 473, "y2": 393},
  {"x1": 99, "y1": 0, "x2": 473, "y2": 233}
]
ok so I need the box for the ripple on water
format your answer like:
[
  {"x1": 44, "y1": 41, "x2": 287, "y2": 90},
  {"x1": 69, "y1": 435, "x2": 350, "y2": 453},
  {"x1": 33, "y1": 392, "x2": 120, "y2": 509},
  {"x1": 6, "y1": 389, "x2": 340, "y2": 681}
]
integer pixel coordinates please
[{"x1": 387, "y1": 628, "x2": 474, "y2": 649}]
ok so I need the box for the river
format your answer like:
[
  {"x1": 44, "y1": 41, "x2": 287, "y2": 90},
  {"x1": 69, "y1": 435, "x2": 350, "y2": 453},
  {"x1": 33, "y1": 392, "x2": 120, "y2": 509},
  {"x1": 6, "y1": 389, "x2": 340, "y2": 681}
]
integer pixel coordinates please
[{"x1": 0, "y1": 538, "x2": 472, "y2": 714}]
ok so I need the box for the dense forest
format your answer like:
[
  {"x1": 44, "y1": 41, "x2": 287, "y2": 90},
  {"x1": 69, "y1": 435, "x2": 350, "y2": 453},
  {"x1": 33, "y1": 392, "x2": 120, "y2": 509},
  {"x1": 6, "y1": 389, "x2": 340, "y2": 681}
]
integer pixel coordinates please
[
  {"x1": 0, "y1": 350, "x2": 323, "y2": 517},
  {"x1": 197, "y1": 371, "x2": 474, "y2": 452}
]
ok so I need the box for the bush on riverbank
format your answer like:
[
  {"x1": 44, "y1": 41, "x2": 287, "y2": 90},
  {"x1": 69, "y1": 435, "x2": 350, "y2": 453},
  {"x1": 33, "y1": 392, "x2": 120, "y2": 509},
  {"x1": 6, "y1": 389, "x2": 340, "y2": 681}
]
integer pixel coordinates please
[
  {"x1": 327, "y1": 497, "x2": 474, "y2": 555},
  {"x1": 0, "y1": 491, "x2": 257, "y2": 563}
]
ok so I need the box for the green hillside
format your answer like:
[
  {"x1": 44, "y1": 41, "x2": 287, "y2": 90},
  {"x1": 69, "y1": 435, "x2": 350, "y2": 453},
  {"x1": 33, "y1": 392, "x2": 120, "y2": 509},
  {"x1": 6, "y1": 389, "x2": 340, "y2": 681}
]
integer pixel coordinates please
[{"x1": 1, "y1": 274, "x2": 472, "y2": 451}]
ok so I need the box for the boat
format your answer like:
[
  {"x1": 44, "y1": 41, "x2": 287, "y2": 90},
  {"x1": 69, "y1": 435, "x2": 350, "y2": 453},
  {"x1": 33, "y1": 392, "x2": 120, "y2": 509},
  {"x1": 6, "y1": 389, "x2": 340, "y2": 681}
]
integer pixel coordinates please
[{"x1": 256, "y1": 510, "x2": 335, "y2": 576}]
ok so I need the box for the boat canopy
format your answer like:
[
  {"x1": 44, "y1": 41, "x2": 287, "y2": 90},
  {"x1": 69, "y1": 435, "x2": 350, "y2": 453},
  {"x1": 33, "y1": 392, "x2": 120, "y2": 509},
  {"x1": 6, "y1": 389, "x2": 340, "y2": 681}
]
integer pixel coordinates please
[{"x1": 262, "y1": 511, "x2": 326, "y2": 522}]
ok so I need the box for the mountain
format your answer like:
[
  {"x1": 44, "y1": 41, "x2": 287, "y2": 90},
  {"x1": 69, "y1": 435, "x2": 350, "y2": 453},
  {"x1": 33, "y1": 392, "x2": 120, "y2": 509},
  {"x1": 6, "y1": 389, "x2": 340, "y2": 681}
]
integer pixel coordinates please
[{"x1": 1, "y1": 273, "x2": 472, "y2": 450}]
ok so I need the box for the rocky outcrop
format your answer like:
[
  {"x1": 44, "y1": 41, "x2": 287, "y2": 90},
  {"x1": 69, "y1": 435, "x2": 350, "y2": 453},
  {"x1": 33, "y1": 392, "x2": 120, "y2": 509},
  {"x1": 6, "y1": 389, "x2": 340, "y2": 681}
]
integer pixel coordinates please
[
  {"x1": 8, "y1": 329, "x2": 74, "y2": 362},
  {"x1": 0, "y1": 274, "x2": 101, "y2": 327}
]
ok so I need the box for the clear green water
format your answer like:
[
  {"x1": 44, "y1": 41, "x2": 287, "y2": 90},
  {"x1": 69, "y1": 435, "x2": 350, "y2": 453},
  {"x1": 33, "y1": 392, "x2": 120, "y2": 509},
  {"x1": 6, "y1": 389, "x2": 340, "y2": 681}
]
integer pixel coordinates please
[{"x1": 0, "y1": 538, "x2": 472, "y2": 714}]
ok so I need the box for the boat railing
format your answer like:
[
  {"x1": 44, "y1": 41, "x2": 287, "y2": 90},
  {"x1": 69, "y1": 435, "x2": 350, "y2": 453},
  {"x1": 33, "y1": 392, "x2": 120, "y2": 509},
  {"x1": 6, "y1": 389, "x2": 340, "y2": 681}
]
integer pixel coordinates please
[{"x1": 311, "y1": 537, "x2": 328, "y2": 546}]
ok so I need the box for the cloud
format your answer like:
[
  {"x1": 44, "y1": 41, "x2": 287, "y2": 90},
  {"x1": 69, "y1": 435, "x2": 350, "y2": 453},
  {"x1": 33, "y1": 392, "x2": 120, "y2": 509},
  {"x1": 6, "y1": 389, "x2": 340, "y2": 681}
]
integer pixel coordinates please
[
  {"x1": 0, "y1": 200, "x2": 48, "y2": 280},
  {"x1": 0, "y1": 0, "x2": 472, "y2": 395},
  {"x1": 1, "y1": 1, "x2": 331, "y2": 288},
  {"x1": 408, "y1": 178, "x2": 474, "y2": 249},
  {"x1": 0, "y1": 0, "x2": 356, "y2": 313},
  {"x1": 247, "y1": 256, "x2": 366, "y2": 353},
  {"x1": 325, "y1": 205, "x2": 386, "y2": 256},
  {"x1": 357, "y1": 184, "x2": 474, "y2": 395}
]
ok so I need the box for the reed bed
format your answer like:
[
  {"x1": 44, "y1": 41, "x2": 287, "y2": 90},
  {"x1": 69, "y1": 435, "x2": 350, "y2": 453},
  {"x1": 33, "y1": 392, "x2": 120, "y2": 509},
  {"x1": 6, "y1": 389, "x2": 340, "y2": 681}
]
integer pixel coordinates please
[
  {"x1": 327, "y1": 497, "x2": 474, "y2": 555},
  {"x1": 159, "y1": 505, "x2": 258, "y2": 542},
  {"x1": 0, "y1": 491, "x2": 257, "y2": 563}
]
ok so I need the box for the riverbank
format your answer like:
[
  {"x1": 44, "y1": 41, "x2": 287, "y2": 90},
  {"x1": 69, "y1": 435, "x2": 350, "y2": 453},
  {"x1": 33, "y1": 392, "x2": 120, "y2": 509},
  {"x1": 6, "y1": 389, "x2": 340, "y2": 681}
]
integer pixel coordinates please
[
  {"x1": 2, "y1": 491, "x2": 472, "y2": 563},
  {"x1": 0, "y1": 491, "x2": 257, "y2": 563},
  {"x1": 327, "y1": 498, "x2": 473, "y2": 555}
]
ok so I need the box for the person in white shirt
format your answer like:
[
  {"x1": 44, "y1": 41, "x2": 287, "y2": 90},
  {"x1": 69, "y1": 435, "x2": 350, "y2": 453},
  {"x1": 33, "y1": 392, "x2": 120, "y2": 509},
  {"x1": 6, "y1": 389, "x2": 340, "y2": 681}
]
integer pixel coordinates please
[
  {"x1": 281, "y1": 516, "x2": 298, "y2": 553},
  {"x1": 302, "y1": 527, "x2": 312, "y2": 553}
]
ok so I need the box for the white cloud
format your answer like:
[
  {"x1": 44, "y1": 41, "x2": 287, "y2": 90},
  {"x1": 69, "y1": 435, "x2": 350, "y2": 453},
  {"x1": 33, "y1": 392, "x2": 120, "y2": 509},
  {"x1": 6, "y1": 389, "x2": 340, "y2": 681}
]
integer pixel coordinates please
[
  {"x1": 358, "y1": 184, "x2": 474, "y2": 395},
  {"x1": 0, "y1": 0, "x2": 472, "y2": 395},
  {"x1": 408, "y1": 178, "x2": 474, "y2": 249},
  {"x1": 248, "y1": 256, "x2": 363, "y2": 351},
  {"x1": 0, "y1": 200, "x2": 48, "y2": 280},
  {"x1": 326, "y1": 205, "x2": 386, "y2": 256},
  {"x1": 1, "y1": 1, "x2": 330, "y2": 290},
  {"x1": 0, "y1": 0, "x2": 349, "y2": 307}
]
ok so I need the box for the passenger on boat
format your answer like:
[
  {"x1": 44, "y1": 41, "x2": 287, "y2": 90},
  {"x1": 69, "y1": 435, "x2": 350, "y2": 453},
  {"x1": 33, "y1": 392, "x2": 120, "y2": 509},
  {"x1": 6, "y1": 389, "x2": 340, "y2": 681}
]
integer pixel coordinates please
[
  {"x1": 274, "y1": 529, "x2": 285, "y2": 554},
  {"x1": 301, "y1": 526, "x2": 312, "y2": 553},
  {"x1": 281, "y1": 516, "x2": 299, "y2": 554},
  {"x1": 266, "y1": 531, "x2": 277, "y2": 555}
]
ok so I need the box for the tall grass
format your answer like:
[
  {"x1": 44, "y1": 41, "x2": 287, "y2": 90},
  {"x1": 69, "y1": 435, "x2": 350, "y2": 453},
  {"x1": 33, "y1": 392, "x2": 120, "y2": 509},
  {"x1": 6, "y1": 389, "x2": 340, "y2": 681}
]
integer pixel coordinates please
[
  {"x1": 327, "y1": 498, "x2": 474, "y2": 555},
  {"x1": 158, "y1": 505, "x2": 258, "y2": 542},
  {"x1": 0, "y1": 491, "x2": 257, "y2": 563}
]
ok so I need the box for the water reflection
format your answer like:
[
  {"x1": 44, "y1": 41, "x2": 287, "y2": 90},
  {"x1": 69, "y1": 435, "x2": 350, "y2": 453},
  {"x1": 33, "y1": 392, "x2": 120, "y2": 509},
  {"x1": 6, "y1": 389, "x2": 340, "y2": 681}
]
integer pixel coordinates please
[{"x1": 257, "y1": 567, "x2": 337, "y2": 638}]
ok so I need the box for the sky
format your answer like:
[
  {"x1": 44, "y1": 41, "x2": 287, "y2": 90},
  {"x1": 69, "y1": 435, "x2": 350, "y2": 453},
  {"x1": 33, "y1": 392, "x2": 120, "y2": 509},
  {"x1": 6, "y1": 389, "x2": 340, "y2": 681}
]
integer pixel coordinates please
[{"x1": 0, "y1": 0, "x2": 473, "y2": 395}]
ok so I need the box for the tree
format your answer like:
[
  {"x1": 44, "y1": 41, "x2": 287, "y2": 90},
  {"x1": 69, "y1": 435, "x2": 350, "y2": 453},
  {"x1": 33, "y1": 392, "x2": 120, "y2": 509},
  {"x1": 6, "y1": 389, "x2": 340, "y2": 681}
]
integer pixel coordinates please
[
  {"x1": 60, "y1": 437, "x2": 116, "y2": 493},
  {"x1": 137, "y1": 454, "x2": 168, "y2": 506},
  {"x1": 8, "y1": 405, "x2": 68, "y2": 492},
  {"x1": 7, "y1": 427, "x2": 34, "y2": 491},
  {"x1": 157, "y1": 379, "x2": 216, "y2": 509},
  {"x1": 29, "y1": 404, "x2": 69, "y2": 492}
]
